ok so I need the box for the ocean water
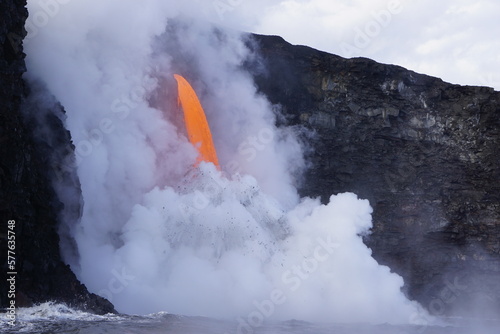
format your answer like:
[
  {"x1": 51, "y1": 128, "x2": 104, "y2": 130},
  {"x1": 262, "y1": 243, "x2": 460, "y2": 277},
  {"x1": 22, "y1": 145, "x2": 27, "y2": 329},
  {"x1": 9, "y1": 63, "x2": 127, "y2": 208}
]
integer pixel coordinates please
[{"x1": 1, "y1": 303, "x2": 498, "y2": 334}]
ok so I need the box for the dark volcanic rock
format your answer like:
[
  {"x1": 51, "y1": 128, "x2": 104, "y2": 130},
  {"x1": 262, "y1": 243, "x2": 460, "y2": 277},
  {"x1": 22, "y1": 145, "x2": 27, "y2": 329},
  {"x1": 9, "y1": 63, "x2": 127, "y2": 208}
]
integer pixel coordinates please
[
  {"x1": 249, "y1": 34, "x2": 500, "y2": 316},
  {"x1": 0, "y1": 0, "x2": 114, "y2": 314}
]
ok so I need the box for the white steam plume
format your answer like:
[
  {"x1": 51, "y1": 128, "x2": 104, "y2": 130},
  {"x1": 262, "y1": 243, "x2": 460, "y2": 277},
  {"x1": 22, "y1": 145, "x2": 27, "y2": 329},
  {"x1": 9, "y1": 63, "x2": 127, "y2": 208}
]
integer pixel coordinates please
[{"x1": 24, "y1": 0, "x2": 427, "y2": 324}]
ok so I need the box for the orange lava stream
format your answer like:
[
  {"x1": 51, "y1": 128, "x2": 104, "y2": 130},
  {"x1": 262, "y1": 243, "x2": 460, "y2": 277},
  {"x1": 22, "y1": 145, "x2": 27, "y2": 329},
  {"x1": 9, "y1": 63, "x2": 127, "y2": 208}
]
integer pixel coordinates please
[{"x1": 173, "y1": 74, "x2": 220, "y2": 168}]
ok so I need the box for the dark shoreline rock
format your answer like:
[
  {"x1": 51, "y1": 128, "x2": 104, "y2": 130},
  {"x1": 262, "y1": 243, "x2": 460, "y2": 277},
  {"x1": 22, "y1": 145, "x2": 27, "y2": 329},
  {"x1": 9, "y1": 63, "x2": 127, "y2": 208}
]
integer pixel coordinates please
[
  {"x1": 0, "y1": 0, "x2": 115, "y2": 314},
  {"x1": 249, "y1": 34, "x2": 500, "y2": 316}
]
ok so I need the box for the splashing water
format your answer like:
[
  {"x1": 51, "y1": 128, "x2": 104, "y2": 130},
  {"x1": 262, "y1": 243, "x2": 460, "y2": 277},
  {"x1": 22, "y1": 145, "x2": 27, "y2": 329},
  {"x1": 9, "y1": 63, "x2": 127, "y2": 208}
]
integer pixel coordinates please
[{"x1": 5, "y1": 302, "x2": 496, "y2": 334}]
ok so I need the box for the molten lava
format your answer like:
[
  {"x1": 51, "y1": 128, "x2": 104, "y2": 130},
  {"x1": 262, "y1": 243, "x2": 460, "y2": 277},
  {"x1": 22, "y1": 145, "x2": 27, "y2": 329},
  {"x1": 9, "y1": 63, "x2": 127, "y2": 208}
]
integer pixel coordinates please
[{"x1": 173, "y1": 74, "x2": 220, "y2": 168}]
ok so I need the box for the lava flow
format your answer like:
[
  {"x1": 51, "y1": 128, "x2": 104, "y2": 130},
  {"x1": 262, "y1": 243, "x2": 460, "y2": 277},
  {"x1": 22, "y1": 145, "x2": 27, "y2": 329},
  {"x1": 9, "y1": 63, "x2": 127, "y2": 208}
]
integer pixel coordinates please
[{"x1": 174, "y1": 74, "x2": 220, "y2": 168}]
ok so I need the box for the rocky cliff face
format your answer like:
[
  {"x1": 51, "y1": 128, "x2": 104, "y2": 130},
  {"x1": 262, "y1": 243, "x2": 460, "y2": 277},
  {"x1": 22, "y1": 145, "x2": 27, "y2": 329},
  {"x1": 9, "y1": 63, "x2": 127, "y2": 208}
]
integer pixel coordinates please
[
  {"x1": 0, "y1": 0, "x2": 114, "y2": 314},
  {"x1": 250, "y1": 34, "x2": 500, "y2": 316}
]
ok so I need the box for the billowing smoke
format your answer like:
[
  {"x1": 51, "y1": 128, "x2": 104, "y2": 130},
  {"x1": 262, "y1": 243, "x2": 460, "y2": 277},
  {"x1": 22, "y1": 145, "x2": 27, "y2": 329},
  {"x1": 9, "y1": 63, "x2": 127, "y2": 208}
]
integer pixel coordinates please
[{"x1": 24, "y1": 0, "x2": 427, "y2": 324}]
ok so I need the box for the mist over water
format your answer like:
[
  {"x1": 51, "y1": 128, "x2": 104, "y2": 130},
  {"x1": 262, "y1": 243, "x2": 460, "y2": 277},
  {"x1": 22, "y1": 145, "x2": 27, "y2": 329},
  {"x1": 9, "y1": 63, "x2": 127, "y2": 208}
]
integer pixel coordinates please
[
  {"x1": 24, "y1": 0, "x2": 426, "y2": 324},
  {"x1": 3, "y1": 302, "x2": 499, "y2": 334}
]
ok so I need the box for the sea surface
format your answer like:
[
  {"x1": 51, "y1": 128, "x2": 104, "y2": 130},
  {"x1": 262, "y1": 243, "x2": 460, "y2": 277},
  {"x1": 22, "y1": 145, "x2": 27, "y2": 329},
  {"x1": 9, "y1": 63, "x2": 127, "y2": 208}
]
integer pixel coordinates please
[{"x1": 1, "y1": 303, "x2": 498, "y2": 334}]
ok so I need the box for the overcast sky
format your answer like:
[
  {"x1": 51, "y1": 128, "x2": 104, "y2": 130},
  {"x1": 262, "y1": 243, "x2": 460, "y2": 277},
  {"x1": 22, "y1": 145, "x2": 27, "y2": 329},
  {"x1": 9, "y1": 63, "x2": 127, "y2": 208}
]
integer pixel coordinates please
[{"x1": 201, "y1": 0, "x2": 499, "y2": 90}]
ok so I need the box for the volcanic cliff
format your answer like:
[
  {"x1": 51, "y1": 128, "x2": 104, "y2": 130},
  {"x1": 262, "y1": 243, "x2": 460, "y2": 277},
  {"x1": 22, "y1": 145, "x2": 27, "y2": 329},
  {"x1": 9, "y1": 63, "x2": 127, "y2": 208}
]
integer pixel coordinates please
[
  {"x1": 0, "y1": 0, "x2": 114, "y2": 314},
  {"x1": 249, "y1": 34, "x2": 500, "y2": 316}
]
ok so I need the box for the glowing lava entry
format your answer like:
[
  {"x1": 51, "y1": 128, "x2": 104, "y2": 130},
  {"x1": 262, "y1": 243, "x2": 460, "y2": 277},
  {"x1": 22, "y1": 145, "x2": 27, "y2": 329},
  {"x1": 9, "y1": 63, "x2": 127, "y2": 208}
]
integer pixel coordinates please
[{"x1": 174, "y1": 74, "x2": 220, "y2": 168}]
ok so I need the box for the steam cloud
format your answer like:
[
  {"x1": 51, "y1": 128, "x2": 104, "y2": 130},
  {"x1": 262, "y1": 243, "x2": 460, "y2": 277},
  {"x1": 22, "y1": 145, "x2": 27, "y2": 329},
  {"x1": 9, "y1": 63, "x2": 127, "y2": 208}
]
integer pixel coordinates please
[{"x1": 24, "y1": 0, "x2": 426, "y2": 324}]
